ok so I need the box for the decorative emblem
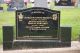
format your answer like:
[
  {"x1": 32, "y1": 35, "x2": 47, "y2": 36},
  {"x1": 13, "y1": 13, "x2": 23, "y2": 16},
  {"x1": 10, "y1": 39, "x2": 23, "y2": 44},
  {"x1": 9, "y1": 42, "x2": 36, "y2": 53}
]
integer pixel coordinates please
[
  {"x1": 52, "y1": 14, "x2": 57, "y2": 20},
  {"x1": 18, "y1": 12, "x2": 23, "y2": 21}
]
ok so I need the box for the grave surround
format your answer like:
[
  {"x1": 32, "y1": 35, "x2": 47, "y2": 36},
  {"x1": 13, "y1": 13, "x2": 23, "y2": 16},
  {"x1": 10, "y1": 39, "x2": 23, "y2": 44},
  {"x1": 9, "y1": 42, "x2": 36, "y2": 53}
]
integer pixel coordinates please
[{"x1": 3, "y1": 0, "x2": 71, "y2": 50}]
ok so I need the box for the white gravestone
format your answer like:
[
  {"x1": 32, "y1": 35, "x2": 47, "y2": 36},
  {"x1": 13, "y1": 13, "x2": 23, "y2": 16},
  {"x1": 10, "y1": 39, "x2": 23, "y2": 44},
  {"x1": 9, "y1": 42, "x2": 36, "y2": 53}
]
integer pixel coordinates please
[
  {"x1": 34, "y1": 0, "x2": 48, "y2": 8},
  {"x1": 14, "y1": 0, "x2": 24, "y2": 10}
]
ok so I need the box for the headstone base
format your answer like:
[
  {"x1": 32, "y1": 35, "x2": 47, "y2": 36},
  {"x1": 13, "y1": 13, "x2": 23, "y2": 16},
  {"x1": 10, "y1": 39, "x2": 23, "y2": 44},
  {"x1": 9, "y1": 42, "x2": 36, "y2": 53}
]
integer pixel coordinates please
[
  {"x1": 3, "y1": 27, "x2": 71, "y2": 50},
  {"x1": 13, "y1": 39, "x2": 71, "y2": 49}
]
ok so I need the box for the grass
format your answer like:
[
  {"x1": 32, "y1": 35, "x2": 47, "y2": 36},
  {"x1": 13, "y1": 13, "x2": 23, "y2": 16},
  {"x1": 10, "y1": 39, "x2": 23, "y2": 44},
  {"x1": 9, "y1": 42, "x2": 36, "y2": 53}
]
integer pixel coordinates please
[
  {"x1": 0, "y1": 3, "x2": 80, "y2": 44},
  {"x1": 60, "y1": 8, "x2": 80, "y2": 40},
  {"x1": 0, "y1": 4, "x2": 15, "y2": 44}
]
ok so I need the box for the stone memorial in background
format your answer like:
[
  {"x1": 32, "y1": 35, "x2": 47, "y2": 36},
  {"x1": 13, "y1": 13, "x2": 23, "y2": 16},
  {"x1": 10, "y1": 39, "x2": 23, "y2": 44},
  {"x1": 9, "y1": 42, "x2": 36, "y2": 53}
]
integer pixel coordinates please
[
  {"x1": 14, "y1": 0, "x2": 24, "y2": 10},
  {"x1": 7, "y1": 0, "x2": 25, "y2": 11},
  {"x1": 7, "y1": 0, "x2": 16, "y2": 11},
  {"x1": 55, "y1": 0, "x2": 73, "y2": 6},
  {"x1": 78, "y1": 0, "x2": 80, "y2": 7},
  {"x1": 0, "y1": 0, "x2": 3, "y2": 12},
  {"x1": 34, "y1": 0, "x2": 48, "y2": 8},
  {"x1": 0, "y1": 0, "x2": 3, "y2": 3}
]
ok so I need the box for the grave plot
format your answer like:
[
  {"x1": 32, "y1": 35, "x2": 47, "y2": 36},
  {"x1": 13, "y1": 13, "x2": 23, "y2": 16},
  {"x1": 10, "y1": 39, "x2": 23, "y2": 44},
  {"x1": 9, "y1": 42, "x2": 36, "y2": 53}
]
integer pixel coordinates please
[
  {"x1": 3, "y1": 0, "x2": 72, "y2": 50},
  {"x1": 3, "y1": 7, "x2": 71, "y2": 50}
]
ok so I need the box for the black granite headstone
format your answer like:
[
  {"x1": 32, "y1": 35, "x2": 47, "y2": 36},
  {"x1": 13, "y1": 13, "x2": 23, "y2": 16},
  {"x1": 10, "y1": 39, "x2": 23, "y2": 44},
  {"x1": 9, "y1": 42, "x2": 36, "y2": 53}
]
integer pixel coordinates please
[
  {"x1": 3, "y1": 7, "x2": 71, "y2": 50},
  {"x1": 55, "y1": 0, "x2": 73, "y2": 6},
  {"x1": 16, "y1": 7, "x2": 60, "y2": 40}
]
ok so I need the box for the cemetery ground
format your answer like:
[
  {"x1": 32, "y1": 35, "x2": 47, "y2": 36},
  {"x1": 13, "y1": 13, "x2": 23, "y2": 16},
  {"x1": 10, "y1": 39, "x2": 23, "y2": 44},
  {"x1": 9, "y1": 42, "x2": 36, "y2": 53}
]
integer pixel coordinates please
[
  {"x1": 0, "y1": 4, "x2": 80, "y2": 46},
  {"x1": 0, "y1": 41, "x2": 80, "y2": 53}
]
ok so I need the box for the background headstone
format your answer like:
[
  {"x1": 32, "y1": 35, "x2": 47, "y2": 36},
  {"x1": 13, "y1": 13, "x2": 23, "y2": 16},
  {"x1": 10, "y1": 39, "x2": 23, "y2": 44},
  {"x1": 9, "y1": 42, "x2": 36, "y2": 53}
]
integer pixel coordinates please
[
  {"x1": 14, "y1": 0, "x2": 24, "y2": 10},
  {"x1": 0, "y1": 0, "x2": 4, "y2": 3},
  {"x1": 34, "y1": 0, "x2": 48, "y2": 8},
  {"x1": 7, "y1": 0, "x2": 16, "y2": 11},
  {"x1": 78, "y1": 0, "x2": 80, "y2": 7},
  {"x1": 7, "y1": 0, "x2": 25, "y2": 11},
  {"x1": 55, "y1": 0, "x2": 73, "y2": 6},
  {"x1": 0, "y1": 0, "x2": 3, "y2": 12},
  {"x1": 30, "y1": 0, "x2": 34, "y2": 2}
]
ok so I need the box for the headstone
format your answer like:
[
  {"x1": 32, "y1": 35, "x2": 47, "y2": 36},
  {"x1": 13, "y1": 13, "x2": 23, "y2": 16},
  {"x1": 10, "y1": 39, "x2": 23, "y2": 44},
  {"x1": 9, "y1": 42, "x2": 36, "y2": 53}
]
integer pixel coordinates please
[
  {"x1": 14, "y1": 7, "x2": 61, "y2": 48},
  {"x1": 7, "y1": 0, "x2": 16, "y2": 11},
  {"x1": 34, "y1": 0, "x2": 48, "y2": 8},
  {"x1": 7, "y1": 0, "x2": 24, "y2": 11},
  {"x1": 16, "y1": 7, "x2": 60, "y2": 40},
  {"x1": 14, "y1": 7, "x2": 71, "y2": 48},
  {"x1": 78, "y1": 0, "x2": 80, "y2": 7},
  {"x1": 0, "y1": 0, "x2": 3, "y2": 3},
  {"x1": 3, "y1": 0, "x2": 71, "y2": 50},
  {"x1": 14, "y1": 0, "x2": 24, "y2": 10},
  {"x1": 55, "y1": 0, "x2": 73, "y2": 6},
  {"x1": 0, "y1": 0, "x2": 3, "y2": 12}
]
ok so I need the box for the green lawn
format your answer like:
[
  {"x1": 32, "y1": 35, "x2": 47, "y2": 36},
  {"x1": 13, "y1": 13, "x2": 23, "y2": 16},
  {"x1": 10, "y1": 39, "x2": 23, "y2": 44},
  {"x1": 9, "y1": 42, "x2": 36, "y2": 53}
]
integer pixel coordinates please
[{"x1": 0, "y1": 4, "x2": 80, "y2": 44}]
